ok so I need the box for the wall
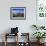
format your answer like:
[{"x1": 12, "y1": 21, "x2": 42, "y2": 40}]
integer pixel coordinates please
[{"x1": 0, "y1": 0, "x2": 36, "y2": 42}]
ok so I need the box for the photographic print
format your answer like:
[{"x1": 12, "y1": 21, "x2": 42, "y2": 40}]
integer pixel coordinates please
[{"x1": 10, "y1": 7, "x2": 26, "y2": 20}]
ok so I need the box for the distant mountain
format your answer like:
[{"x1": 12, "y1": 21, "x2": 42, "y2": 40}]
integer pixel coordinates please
[{"x1": 13, "y1": 13, "x2": 24, "y2": 17}]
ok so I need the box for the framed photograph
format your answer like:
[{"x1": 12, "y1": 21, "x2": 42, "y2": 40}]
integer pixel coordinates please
[
  {"x1": 10, "y1": 7, "x2": 26, "y2": 20},
  {"x1": 36, "y1": 0, "x2": 46, "y2": 26},
  {"x1": 37, "y1": 0, "x2": 46, "y2": 18}
]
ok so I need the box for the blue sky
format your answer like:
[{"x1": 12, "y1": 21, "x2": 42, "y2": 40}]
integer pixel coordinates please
[{"x1": 12, "y1": 8, "x2": 24, "y2": 14}]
